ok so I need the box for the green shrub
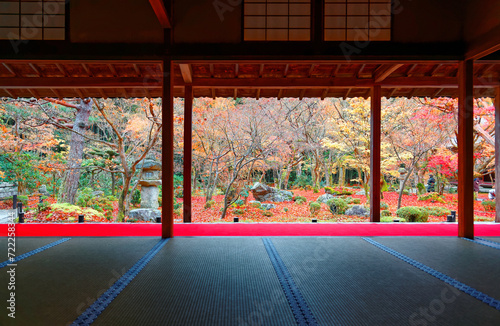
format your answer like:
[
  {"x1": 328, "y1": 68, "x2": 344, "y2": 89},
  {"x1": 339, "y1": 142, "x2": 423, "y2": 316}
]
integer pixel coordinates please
[
  {"x1": 249, "y1": 201, "x2": 261, "y2": 208},
  {"x1": 396, "y1": 206, "x2": 429, "y2": 222},
  {"x1": 233, "y1": 208, "x2": 245, "y2": 215},
  {"x1": 158, "y1": 196, "x2": 162, "y2": 207},
  {"x1": 296, "y1": 199, "x2": 306, "y2": 205},
  {"x1": 425, "y1": 206, "x2": 451, "y2": 217},
  {"x1": 131, "y1": 189, "x2": 141, "y2": 205},
  {"x1": 262, "y1": 210, "x2": 273, "y2": 217},
  {"x1": 313, "y1": 187, "x2": 320, "y2": 193},
  {"x1": 402, "y1": 190, "x2": 409, "y2": 196},
  {"x1": 416, "y1": 183, "x2": 426, "y2": 195},
  {"x1": 204, "y1": 200, "x2": 215, "y2": 209},
  {"x1": 309, "y1": 202, "x2": 321, "y2": 215},
  {"x1": 380, "y1": 201, "x2": 389, "y2": 210},
  {"x1": 482, "y1": 200, "x2": 495, "y2": 211},
  {"x1": 234, "y1": 199, "x2": 245, "y2": 207},
  {"x1": 36, "y1": 201, "x2": 50, "y2": 214},
  {"x1": 283, "y1": 207, "x2": 289, "y2": 212},
  {"x1": 381, "y1": 210, "x2": 392, "y2": 217},
  {"x1": 294, "y1": 195, "x2": 307, "y2": 202},
  {"x1": 76, "y1": 187, "x2": 93, "y2": 207},
  {"x1": 418, "y1": 192, "x2": 445, "y2": 203},
  {"x1": 326, "y1": 198, "x2": 348, "y2": 215},
  {"x1": 174, "y1": 208, "x2": 182, "y2": 216}
]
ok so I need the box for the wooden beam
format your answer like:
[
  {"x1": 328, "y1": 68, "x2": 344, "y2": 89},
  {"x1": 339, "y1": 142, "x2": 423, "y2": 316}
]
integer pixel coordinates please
[
  {"x1": 406, "y1": 64, "x2": 417, "y2": 77},
  {"x1": 427, "y1": 64, "x2": 442, "y2": 76},
  {"x1": 149, "y1": 0, "x2": 171, "y2": 28},
  {"x1": 98, "y1": 88, "x2": 107, "y2": 99},
  {"x1": 107, "y1": 64, "x2": 118, "y2": 77},
  {"x1": 0, "y1": 77, "x2": 162, "y2": 88},
  {"x1": 388, "y1": 88, "x2": 397, "y2": 98},
  {"x1": 277, "y1": 89, "x2": 283, "y2": 100},
  {"x1": 256, "y1": 88, "x2": 261, "y2": 100},
  {"x1": 81, "y1": 64, "x2": 93, "y2": 77},
  {"x1": 370, "y1": 85, "x2": 381, "y2": 223},
  {"x1": 466, "y1": 24, "x2": 500, "y2": 60},
  {"x1": 458, "y1": 60, "x2": 474, "y2": 239},
  {"x1": 50, "y1": 88, "x2": 62, "y2": 99},
  {"x1": 321, "y1": 88, "x2": 329, "y2": 100},
  {"x1": 75, "y1": 88, "x2": 84, "y2": 98},
  {"x1": 28, "y1": 89, "x2": 39, "y2": 99},
  {"x1": 28, "y1": 63, "x2": 41, "y2": 77},
  {"x1": 132, "y1": 64, "x2": 141, "y2": 77},
  {"x1": 356, "y1": 64, "x2": 366, "y2": 78},
  {"x1": 496, "y1": 87, "x2": 500, "y2": 223},
  {"x1": 183, "y1": 85, "x2": 193, "y2": 223},
  {"x1": 345, "y1": 88, "x2": 352, "y2": 99},
  {"x1": 299, "y1": 89, "x2": 306, "y2": 100},
  {"x1": 374, "y1": 64, "x2": 404, "y2": 83},
  {"x1": 211, "y1": 88, "x2": 215, "y2": 99},
  {"x1": 55, "y1": 63, "x2": 67, "y2": 76},
  {"x1": 234, "y1": 88, "x2": 238, "y2": 100},
  {"x1": 259, "y1": 64, "x2": 264, "y2": 77},
  {"x1": 2, "y1": 89, "x2": 14, "y2": 97},
  {"x1": 2, "y1": 63, "x2": 17, "y2": 77},
  {"x1": 283, "y1": 64, "x2": 289, "y2": 77},
  {"x1": 162, "y1": 58, "x2": 174, "y2": 238},
  {"x1": 431, "y1": 88, "x2": 444, "y2": 98},
  {"x1": 179, "y1": 64, "x2": 193, "y2": 84}
]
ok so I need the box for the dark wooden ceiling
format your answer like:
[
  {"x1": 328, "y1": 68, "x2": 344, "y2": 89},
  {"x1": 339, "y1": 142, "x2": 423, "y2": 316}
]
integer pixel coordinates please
[{"x1": 0, "y1": 60, "x2": 498, "y2": 99}]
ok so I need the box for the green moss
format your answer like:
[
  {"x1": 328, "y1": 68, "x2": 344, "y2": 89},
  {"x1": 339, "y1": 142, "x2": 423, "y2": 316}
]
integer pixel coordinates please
[
  {"x1": 396, "y1": 206, "x2": 429, "y2": 222},
  {"x1": 48, "y1": 203, "x2": 104, "y2": 220},
  {"x1": 309, "y1": 202, "x2": 321, "y2": 215},
  {"x1": 326, "y1": 198, "x2": 348, "y2": 215},
  {"x1": 481, "y1": 200, "x2": 495, "y2": 211}
]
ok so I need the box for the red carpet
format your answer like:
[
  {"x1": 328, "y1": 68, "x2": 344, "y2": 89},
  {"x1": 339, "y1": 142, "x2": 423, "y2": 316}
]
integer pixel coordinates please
[{"x1": 1, "y1": 223, "x2": 500, "y2": 237}]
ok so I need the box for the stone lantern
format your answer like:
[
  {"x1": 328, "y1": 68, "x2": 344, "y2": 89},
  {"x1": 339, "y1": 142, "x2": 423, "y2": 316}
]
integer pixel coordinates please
[{"x1": 129, "y1": 157, "x2": 162, "y2": 222}]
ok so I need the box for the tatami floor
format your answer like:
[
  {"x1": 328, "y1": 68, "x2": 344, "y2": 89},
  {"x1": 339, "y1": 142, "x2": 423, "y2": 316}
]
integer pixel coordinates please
[{"x1": 1, "y1": 236, "x2": 500, "y2": 325}]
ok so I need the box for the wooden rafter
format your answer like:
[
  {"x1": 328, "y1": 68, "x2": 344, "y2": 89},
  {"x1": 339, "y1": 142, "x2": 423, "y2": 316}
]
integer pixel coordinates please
[
  {"x1": 108, "y1": 64, "x2": 118, "y2": 77},
  {"x1": 374, "y1": 64, "x2": 404, "y2": 83},
  {"x1": 28, "y1": 63, "x2": 41, "y2": 77},
  {"x1": 149, "y1": 0, "x2": 171, "y2": 28},
  {"x1": 406, "y1": 64, "x2": 417, "y2": 77},
  {"x1": 283, "y1": 64, "x2": 289, "y2": 77},
  {"x1": 2, "y1": 63, "x2": 17, "y2": 77},
  {"x1": 277, "y1": 89, "x2": 283, "y2": 100},
  {"x1": 55, "y1": 63, "x2": 67, "y2": 76},
  {"x1": 3, "y1": 89, "x2": 14, "y2": 97},
  {"x1": 81, "y1": 63, "x2": 93, "y2": 77},
  {"x1": 321, "y1": 88, "x2": 329, "y2": 100},
  {"x1": 179, "y1": 64, "x2": 193, "y2": 84},
  {"x1": 299, "y1": 89, "x2": 306, "y2": 100}
]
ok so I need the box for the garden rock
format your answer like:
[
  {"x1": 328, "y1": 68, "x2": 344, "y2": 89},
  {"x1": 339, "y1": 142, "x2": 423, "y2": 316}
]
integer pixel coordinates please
[
  {"x1": 250, "y1": 182, "x2": 293, "y2": 202},
  {"x1": 92, "y1": 190, "x2": 104, "y2": 198},
  {"x1": 356, "y1": 190, "x2": 365, "y2": 196},
  {"x1": 129, "y1": 208, "x2": 161, "y2": 222},
  {"x1": 261, "y1": 203, "x2": 276, "y2": 210},
  {"x1": 345, "y1": 205, "x2": 369, "y2": 217},
  {"x1": 317, "y1": 194, "x2": 334, "y2": 203}
]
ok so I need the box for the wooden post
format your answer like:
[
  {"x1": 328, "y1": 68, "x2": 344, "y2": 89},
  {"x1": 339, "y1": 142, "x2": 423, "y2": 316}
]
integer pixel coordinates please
[
  {"x1": 370, "y1": 85, "x2": 381, "y2": 222},
  {"x1": 183, "y1": 85, "x2": 193, "y2": 223},
  {"x1": 162, "y1": 58, "x2": 174, "y2": 238},
  {"x1": 496, "y1": 87, "x2": 500, "y2": 223},
  {"x1": 458, "y1": 60, "x2": 474, "y2": 239}
]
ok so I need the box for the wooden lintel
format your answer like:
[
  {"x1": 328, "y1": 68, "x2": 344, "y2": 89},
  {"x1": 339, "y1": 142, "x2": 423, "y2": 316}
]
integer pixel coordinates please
[
  {"x1": 0, "y1": 77, "x2": 162, "y2": 88},
  {"x1": 149, "y1": 0, "x2": 171, "y2": 28},
  {"x1": 179, "y1": 64, "x2": 193, "y2": 84}
]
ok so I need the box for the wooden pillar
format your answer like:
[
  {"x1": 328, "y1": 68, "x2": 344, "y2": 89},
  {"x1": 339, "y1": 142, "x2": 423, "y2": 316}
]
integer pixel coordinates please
[
  {"x1": 162, "y1": 58, "x2": 174, "y2": 238},
  {"x1": 496, "y1": 87, "x2": 500, "y2": 223},
  {"x1": 370, "y1": 85, "x2": 381, "y2": 222},
  {"x1": 458, "y1": 60, "x2": 474, "y2": 239},
  {"x1": 183, "y1": 85, "x2": 193, "y2": 223}
]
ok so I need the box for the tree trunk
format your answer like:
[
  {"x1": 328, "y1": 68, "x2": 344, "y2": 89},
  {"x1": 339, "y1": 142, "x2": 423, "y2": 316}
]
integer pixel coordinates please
[
  {"x1": 59, "y1": 100, "x2": 92, "y2": 204},
  {"x1": 397, "y1": 167, "x2": 414, "y2": 210}
]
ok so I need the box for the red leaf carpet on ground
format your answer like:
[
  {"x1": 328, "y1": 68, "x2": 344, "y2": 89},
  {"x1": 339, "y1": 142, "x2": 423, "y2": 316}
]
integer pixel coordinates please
[{"x1": 1, "y1": 223, "x2": 500, "y2": 237}]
